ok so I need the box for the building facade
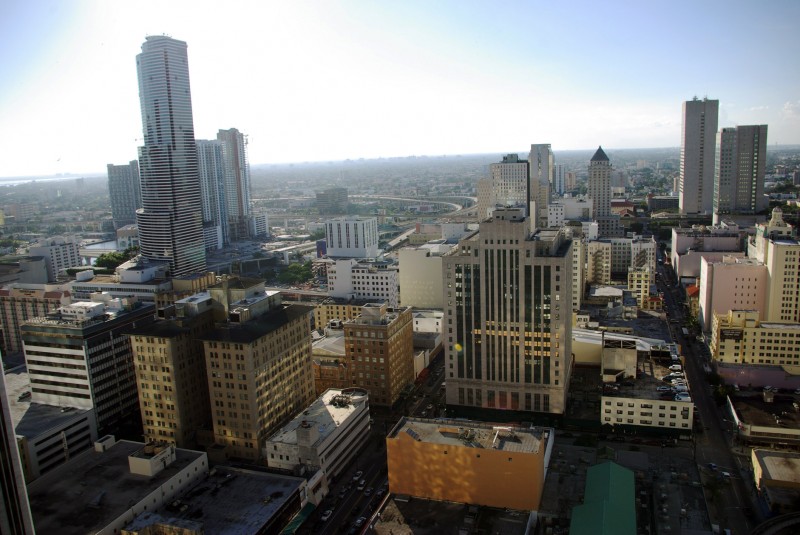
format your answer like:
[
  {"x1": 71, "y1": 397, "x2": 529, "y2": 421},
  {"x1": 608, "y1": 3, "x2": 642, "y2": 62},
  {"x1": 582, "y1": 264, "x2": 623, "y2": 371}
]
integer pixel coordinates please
[
  {"x1": 387, "y1": 418, "x2": 551, "y2": 510},
  {"x1": 199, "y1": 302, "x2": 314, "y2": 461},
  {"x1": 316, "y1": 187, "x2": 348, "y2": 215},
  {"x1": 265, "y1": 388, "x2": 370, "y2": 484},
  {"x1": 443, "y1": 208, "x2": 573, "y2": 416},
  {"x1": 127, "y1": 295, "x2": 214, "y2": 448},
  {"x1": 326, "y1": 258, "x2": 399, "y2": 308},
  {"x1": 710, "y1": 309, "x2": 800, "y2": 368},
  {"x1": 28, "y1": 236, "x2": 81, "y2": 282},
  {"x1": 587, "y1": 147, "x2": 622, "y2": 237},
  {"x1": 107, "y1": 160, "x2": 142, "y2": 229},
  {"x1": 324, "y1": 217, "x2": 379, "y2": 259},
  {"x1": 344, "y1": 304, "x2": 414, "y2": 407},
  {"x1": 217, "y1": 128, "x2": 252, "y2": 241},
  {"x1": 196, "y1": 139, "x2": 229, "y2": 249},
  {"x1": 713, "y1": 125, "x2": 768, "y2": 220},
  {"x1": 0, "y1": 286, "x2": 71, "y2": 354},
  {"x1": 0, "y1": 371, "x2": 35, "y2": 534},
  {"x1": 21, "y1": 299, "x2": 155, "y2": 433},
  {"x1": 135, "y1": 35, "x2": 206, "y2": 276},
  {"x1": 679, "y1": 97, "x2": 719, "y2": 215},
  {"x1": 398, "y1": 247, "x2": 445, "y2": 309}
]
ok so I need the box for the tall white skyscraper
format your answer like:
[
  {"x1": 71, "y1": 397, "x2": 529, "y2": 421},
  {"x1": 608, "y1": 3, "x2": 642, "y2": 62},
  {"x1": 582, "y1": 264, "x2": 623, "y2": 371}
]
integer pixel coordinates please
[
  {"x1": 679, "y1": 97, "x2": 719, "y2": 215},
  {"x1": 196, "y1": 140, "x2": 228, "y2": 249},
  {"x1": 135, "y1": 36, "x2": 206, "y2": 276},
  {"x1": 217, "y1": 128, "x2": 252, "y2": 241},
  {"x1": 713, "y1": 125, "x2": 768, "y2": 221}
]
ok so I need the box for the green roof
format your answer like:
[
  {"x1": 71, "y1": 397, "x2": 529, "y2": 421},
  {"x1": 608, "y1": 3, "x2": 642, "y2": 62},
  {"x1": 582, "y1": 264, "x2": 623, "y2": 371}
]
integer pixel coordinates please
[{"x1": 569, "y1": 462, "x2": 635, "y2": 535}]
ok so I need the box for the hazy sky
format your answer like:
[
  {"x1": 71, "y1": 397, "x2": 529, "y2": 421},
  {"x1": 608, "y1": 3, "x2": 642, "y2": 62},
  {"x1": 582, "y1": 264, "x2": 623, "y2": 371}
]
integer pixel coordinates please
[{"x1": 2, "y1": 0, "x2": 799, "y2": 177}]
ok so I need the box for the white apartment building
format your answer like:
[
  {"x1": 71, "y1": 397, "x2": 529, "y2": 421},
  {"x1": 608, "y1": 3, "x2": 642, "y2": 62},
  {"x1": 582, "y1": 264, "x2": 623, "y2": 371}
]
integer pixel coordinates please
[
  {"x1": 587, "y1": 235, "x2": 656, "y2": 285},
  {"x1": 325, "y1": 217, "x2": 379, "y2": 259},
  {"x1": 399, "y1": 245, "x2": 453, "y2": 309},
  {"x1": 489, "y1": 154, "x2": 529, "y2": 209},
  {"x1": 601, "y1": 395, "x2": 694, "y2": 433},
  {"x1": 679, "y1": 97, "x2": 719, "y2": 215},
  {"x1": 547, "y1": 197, "x2": 593, "y2": 228},
  {"x1": 265, "y1": 388, "x2": 370, "y2": 486},
  {"x1": 29, "y1": 236, "x2": 81, "y2": 282},
  {"x1": 699, "y1": 256, "x2": 767, "y2": 331},
  {"x1": 326, "y1": 258, "x2": 399, "y2": 308}
]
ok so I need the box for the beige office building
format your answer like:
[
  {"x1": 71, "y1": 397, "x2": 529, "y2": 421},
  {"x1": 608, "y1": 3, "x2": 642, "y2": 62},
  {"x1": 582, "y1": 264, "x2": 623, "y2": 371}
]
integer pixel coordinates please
[
  {"x1": 0, "y1": 286, "x2": 71, "y2": 354},
  {"x1": 443, "y1": 208, "x2": 573, "y2": 416},
  {"x1": 710, "y1": 310, "x2": 800, "y2": 368},
  {"x1": 127, "y1": 293, "x2": 215, "y2": 448},
  {"x1": 344, "y1": 303, "x2": 414, "y2": 407},
  {"x1": 199, "y1": 300, "x2": 314, "y2": 461}
]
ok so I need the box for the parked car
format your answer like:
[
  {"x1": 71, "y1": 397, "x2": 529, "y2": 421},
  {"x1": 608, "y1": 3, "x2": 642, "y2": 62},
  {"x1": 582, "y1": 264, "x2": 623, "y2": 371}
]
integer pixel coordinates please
[
  {"x1": 657, "y1": 386, "x2": 673, "y2": 392},
  {"x1": 669, "y1": 365, "x2": 682, "y2": 372},
  {"x1": 354, "y1": 516, "x2": 367, "y2": 528}
]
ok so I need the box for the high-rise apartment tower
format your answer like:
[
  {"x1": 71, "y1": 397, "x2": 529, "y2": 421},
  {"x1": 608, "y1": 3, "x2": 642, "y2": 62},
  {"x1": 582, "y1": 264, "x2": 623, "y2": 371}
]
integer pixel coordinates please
[
  {"x1": 135, "y1": 36, "x2": 206, "y2": 276},
  {"x1": 217, "y1": 128, "x2": 252, "y2": 241},
  {"x1": 713, "y1": 125, "x2": 768, "y2": 222},
  {"x1": 679, "y1": 97, "x2": 719, "y2": 215},
  {"x1": 107, "y1": 160, "x2": 142, "y2": 229}
]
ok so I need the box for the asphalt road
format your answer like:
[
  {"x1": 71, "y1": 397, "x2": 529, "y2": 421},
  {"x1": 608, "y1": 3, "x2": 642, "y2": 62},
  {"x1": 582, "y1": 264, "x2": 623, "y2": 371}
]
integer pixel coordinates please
[{"x1": 658, "y1": 262, "x2": 758, "y2": 533}]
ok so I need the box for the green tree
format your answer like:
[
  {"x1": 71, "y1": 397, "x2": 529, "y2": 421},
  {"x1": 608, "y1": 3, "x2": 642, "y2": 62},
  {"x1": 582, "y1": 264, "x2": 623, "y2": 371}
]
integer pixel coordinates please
[
  {"x1": 94, "y1": 251, "x2": 128, "y2": 269},
  {"x1": 278, "y1": 261, "x2": 313, "y2": 284}
]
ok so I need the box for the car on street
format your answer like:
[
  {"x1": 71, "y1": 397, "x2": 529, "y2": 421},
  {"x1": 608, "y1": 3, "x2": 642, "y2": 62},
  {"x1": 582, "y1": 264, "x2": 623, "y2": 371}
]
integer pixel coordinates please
[
  {"x1": 352, "y1": 471, "x2": 363, "y2": 482},
  {"x1": 357, "y1": 479, "x2": 366, "y2": 491},
  {"x1": 321, "y1": 509, "x2": 333, "y2": 522},
  {"x1": 364, "y1": 487, "x2": 373, "y2": 497}
]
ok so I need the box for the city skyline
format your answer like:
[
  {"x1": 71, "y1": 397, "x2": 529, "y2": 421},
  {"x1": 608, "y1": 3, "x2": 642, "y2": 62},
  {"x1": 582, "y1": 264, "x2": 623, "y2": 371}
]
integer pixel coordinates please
[{"x1": 2, "y1": 1, "x2": 800, "y2": 178}]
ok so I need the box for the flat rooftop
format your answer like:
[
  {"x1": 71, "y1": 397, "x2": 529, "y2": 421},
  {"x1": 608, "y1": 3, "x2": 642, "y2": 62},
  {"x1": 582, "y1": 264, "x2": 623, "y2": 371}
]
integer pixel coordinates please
[
  {"x1": 268, "y1": 388, "x2": 368, "y2": 447},
  {"x1": 198, "y1": 304, "x2": 313, "y2": 344},
  {"x1": 753, "y1": 449, "x2": 800, "y2": 484},
  {"x1": 123, "y1": 466, "x2": 305, "y2": 535},
  {"x1": 27, "y1": 440, "x2": 206, "y2": 535},
  {"x1": 311, "y1": 331, "x2": 346, "y2": 356},
  {"x1": 389, "y1": 417, "x2": 546, "y2": 454},
  {"x1": 732, "y1": 395, "x2": 800, "y2": 428},
  {"x1": 4, "y1": 366, "x2": 91, "y2": 437},
  {"x1": 573, "y1": 328, "x2": 667, "y2": 352}
]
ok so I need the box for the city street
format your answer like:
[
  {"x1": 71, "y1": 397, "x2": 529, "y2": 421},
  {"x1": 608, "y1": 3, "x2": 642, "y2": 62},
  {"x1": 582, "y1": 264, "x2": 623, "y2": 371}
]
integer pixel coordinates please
[{"x1": 658, "y1": 261, "x2": 759, "y2": 533}]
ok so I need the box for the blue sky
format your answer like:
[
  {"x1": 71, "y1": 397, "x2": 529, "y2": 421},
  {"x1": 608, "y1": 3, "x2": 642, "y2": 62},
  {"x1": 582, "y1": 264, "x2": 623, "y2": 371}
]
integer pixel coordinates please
[{"x1": 1, "y1": 0, "x2": 799, "y2": 177}]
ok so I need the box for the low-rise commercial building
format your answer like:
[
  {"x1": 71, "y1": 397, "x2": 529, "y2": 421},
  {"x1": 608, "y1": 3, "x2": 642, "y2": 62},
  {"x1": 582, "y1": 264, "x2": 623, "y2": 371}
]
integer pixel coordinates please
[
  {"x1": 265, "y1": 388, "x2": 370, "y2": 502},
  {"x1": 386, "y1": 417, "x2": 553, "y2": 511},
  {"x1": 710, "y1": 310, "x2": 800, "y2": 369},
  {"x1": 751, "y1": 449, "x2": 800, "y2": 513},
  {"x1": 726, "y1": 395, "x2": 800, "y2": 449},
  {"x1": 27, "y1": 437, "x2": 208, "y2": 535}
]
